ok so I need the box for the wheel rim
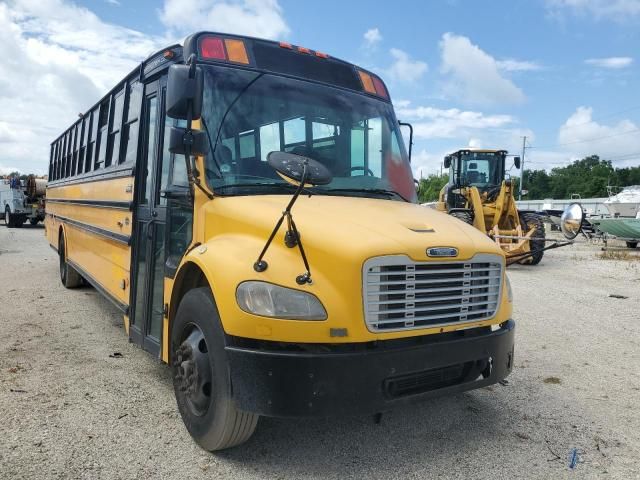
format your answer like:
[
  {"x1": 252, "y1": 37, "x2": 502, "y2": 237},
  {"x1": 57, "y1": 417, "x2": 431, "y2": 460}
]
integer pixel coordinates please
[{"x1": 173, "y1": 325, "x2": 213, "y2": 417}]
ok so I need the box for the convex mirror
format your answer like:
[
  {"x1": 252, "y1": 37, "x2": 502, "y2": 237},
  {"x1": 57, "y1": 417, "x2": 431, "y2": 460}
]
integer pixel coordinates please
[
  {"x1": 560, "y1": 202, "x2": 584, "y2": 239},
  {"x1": 267, "y1": 152, "x2": 332, "y2": 186}
]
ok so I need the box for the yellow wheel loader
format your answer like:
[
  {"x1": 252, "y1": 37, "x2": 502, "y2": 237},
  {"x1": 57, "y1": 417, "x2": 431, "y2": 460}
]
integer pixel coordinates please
[{"x1": 436, "y1": 149, "x2": 579, "y2": 265}]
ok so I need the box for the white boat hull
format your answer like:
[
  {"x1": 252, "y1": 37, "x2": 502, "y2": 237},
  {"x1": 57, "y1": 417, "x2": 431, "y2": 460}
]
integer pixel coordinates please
[{"x1": 604, "y1": 202, "x2": 640, "y2": 218}]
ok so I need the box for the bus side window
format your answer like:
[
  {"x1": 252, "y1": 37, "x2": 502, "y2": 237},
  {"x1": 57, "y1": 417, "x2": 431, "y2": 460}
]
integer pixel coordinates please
[
  {"x1": 64, "y1": 131, "x2": 71, "y2": 178},
  {"x1": 71, "y1": 123, "x2": 79, "y2": 176},
  {"x1": 122, "y1": 81, "x2": 142, "y2": 165},
  {"x1": 95, "y1": 99, "x2": 110, "y2": 170},
  {"x1": 48, "y1": 145, "x2": 53, "y2": 180},
  {"x1": 77, "y1": 117, "x2": 86, "y2": 175},
  {"x1": 86, "y1": 108, "x2": 98, "y2": 173},
  {"x1": 106, "y1": 88, "x2": 125, "y2": 167}
]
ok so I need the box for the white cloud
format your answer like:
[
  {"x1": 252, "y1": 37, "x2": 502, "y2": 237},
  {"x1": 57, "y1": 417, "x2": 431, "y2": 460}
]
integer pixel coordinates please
[
  {"x1": 106, "y1": 0, "x2": 121, "y2": 5},
  {"x1": 556, "y1": 107, "x2": 640, "y2": 165},
  {"x1": 159, "y1": 0, "x2": 289, "y2": 40},
  {"x1": 0, "y1": 0, "x2": 164, "y2": 175},
  {"x1": 363, "y1": 28, "x2": 382, "y2": 47},
  {"x1": 386, "y1": 48, "x2": 428, "y2": 83},
  {"x1": 395, "y1": 105, "x2": 514, "y2": 139},
  {"x1": 547, "y1": 0, "x2": 640, "y2": 21},
  {"x1": 585, "y1": 56, "x2": 633, "y2": 68},
  {"x1": 439, "y1": 33, "x2": 526, "y2": 106},
  {"x1": 496, "y1": 59, "x2": 543, "y2": 72}
]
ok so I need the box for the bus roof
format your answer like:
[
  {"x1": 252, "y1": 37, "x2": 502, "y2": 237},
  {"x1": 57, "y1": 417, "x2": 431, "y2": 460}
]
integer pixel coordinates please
[{"x1": 52, "y1": 32, "x2": 390, "y2": 146}]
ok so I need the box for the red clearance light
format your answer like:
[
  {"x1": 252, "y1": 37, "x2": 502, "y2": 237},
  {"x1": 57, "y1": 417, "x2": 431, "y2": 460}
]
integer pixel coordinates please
[
  {"x1": 371, "y1": 75, "x2": 388, "y2": 99},
  {"x1": 298, "y1": 46, "x2": 311, "y2": 54},
  {"x1": 315, "y1": 51, "x2": 329, "y2": 59},
  {"x1": 200, "y1": 37, "x2": 226, "y2": 60},
  {"x1": 279, "y1": 42, "x2": 292, "y2": 49}
]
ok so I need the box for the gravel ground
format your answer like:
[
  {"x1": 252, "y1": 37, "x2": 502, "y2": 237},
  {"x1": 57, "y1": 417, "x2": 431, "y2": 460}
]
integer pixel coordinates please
[{"x1": 1, "y1": 224, "x2": 639, "y2": 479}]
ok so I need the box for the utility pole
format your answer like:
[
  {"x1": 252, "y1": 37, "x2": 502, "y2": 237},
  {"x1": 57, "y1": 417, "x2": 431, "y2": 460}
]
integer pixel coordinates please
[{"x1": 519, "y1": 135, "x2": 527, "y2": 200}]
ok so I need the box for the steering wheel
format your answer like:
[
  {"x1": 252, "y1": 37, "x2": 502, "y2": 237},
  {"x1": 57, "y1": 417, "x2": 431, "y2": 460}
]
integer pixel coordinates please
[{"x1": 346, "y1": 166, "x2": 375, "y2": 177}]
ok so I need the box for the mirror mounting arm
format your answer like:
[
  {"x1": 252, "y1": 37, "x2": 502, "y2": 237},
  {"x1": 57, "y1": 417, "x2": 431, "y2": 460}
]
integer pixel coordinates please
[
  {"x1": 253, "y1": 162, "x2": 314, "y2": 285},
  {"x1": 182, "y1": 54, "x2": 213, "y2": 200}
]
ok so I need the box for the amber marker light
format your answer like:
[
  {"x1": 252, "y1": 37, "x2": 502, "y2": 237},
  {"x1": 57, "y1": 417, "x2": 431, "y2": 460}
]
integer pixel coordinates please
[
  {"x1": 225, "y1": 39, "x2": 249, "y2": 64},
  {"x1": 358, "y1": 70, "x2": 376, "y2": 95}
]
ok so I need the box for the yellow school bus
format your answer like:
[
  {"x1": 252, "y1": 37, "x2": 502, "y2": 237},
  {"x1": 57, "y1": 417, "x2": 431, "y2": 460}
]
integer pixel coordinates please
[{"x1": 45, "y1": 32, "x2": 514, "y2": 451}]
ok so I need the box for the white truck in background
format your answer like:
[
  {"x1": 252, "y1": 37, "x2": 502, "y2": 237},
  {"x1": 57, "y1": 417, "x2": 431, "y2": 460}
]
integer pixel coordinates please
[{"x1": 1, "y1": 176, "x2": 47, "y2": 228}]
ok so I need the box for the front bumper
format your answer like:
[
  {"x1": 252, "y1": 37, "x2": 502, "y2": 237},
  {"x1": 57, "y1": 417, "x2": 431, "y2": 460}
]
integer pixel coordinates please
[{"x1": 226, "y1": 320, "x2": 515, "y2": 417}]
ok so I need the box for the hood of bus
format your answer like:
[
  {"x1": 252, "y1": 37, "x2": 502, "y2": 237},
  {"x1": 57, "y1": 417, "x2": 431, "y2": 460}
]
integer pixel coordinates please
[
  {"x1": 195, "y1": 194, "x2": 510, "y2": 343},
  {"x1": 203, "y1": 194, "x2": 501, "y2": 259}
]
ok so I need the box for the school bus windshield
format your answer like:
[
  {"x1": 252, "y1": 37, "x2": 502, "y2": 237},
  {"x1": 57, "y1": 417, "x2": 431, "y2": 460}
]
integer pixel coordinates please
[{"x1": 199, "y1": 65, "x2": 416, "y2": 202}]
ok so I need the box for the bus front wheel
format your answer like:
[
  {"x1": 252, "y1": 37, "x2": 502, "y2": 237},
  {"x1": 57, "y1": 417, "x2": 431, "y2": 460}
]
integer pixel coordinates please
[{"x1": 171, "y1": 287, "x2": 258, "y2": 451}]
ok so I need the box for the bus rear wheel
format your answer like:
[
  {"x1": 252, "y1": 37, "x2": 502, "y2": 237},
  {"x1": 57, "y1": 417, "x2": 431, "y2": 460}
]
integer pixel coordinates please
[
  {"x1": 59, "y1": 232, "x2": 82, "y2": 288},
  {"x1": 171, "y1": 287, "x2": 258, "y2": 451}
]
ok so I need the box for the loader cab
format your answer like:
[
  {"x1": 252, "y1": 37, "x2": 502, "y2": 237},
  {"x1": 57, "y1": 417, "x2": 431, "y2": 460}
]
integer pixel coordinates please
[
  {"x1": 443, "y1": 149, "x2": 507, "y2": 209},
  {"x1": 447, "y1": 149, "x2": 507, "y2": 190}
]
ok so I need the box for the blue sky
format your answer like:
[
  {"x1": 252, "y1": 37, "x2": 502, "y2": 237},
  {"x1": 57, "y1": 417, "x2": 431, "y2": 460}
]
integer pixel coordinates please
[{"x1": 1, "y1": 0, "x2": 639, "y2": 177}]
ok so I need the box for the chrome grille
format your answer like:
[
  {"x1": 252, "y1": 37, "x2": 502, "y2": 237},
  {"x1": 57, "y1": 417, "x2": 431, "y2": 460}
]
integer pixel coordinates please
[{"x1": 363, "y1": 254, "x2": 503, "y2": 332}]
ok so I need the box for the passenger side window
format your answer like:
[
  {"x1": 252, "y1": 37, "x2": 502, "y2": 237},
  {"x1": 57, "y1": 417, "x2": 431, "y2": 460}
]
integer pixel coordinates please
[
  {"x1": 239, "y1": 131, "x2": 255, "y2": 159},
  {"x1": 259, "y1": 123, "x2": 279, "y2": 161}
]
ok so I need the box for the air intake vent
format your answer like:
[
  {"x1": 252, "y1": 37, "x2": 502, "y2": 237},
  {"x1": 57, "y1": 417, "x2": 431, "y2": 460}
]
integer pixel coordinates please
[{"x1": 363, "y1": 254, "x2": 503, "y2": 332}]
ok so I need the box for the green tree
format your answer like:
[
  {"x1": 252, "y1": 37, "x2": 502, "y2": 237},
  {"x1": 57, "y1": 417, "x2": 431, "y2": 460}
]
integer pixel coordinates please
[{"x1": 417, "y1": 174, "x2": 448, "y2": 203}]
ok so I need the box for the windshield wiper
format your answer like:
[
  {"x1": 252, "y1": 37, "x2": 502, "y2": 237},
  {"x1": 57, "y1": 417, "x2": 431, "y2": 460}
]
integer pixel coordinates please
[{"x1": 321, "y1": 188, "x2": 409, "y2": 202}]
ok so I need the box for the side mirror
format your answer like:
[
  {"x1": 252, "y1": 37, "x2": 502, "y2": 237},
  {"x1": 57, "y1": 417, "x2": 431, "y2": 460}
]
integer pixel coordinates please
[
  {"x1": 168, "y1": 127, "x2": 209, "y2": 157},
  {"x1": 514, "y1": 156, "x2": 521, "y2": 169},
  {"x1": 560, "y1": 202, "x2": 584, "y2": 240},
  {"x1": 443, "y1": 156, "x2": 451, "y2": 169},
  {"x1": 166, "y1": 64, "x2": 204, "y2": 120}
]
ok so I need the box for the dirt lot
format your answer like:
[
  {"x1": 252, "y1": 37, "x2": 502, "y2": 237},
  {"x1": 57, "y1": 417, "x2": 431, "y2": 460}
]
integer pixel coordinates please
[{"x1": 0, "y1": 224, "x2": 639, "y2": 479}]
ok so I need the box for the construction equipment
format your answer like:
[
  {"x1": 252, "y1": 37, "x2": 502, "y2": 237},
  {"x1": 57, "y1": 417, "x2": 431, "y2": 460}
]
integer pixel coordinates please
[{"x1": 436, "y1": 148, "x2": 576, "y2": 265}]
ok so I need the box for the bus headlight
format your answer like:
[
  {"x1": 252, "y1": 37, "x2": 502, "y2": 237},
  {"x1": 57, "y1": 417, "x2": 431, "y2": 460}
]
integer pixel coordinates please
[
  {"x1": 236, "y1": 281, "x2": 327, "y2": 320},
  {"x1": 505, "y1": 275, "x2": 513, "y2": 303}
]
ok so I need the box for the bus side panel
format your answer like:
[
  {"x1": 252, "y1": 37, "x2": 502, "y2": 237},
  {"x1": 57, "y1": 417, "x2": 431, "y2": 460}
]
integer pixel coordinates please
[
  {"x1": 45, "y1": 177, "x2": 134, "y2": 310},
  {"x1": 65, "y1": 225, "x2": 131, "y2": 306}
]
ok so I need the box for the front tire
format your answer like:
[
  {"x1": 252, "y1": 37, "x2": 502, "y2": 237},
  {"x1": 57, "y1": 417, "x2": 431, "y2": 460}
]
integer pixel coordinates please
[
  {"x1": 449, "y1": 210, "x2": 474, "y2": 225},
  {"x1": 171, "y1": 287, "x2": 258, "y2": 451},
  {"x1": 520, "y1": 213, "x2": 545, "y2": 265}
]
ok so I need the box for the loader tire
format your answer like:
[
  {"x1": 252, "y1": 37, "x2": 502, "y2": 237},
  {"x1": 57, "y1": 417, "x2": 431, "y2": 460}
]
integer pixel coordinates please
[
  {"x1": 519, "y1": 212, "x2": 545, "y2": 265},
  {"x1": 450, "y1": 210, "x2": 474, "y2": 225}
]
